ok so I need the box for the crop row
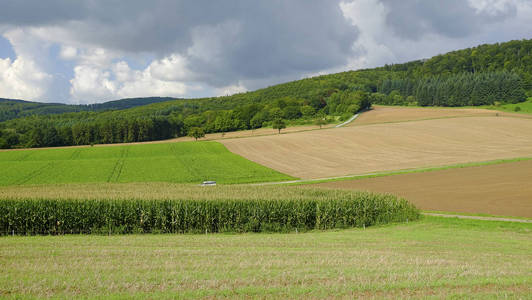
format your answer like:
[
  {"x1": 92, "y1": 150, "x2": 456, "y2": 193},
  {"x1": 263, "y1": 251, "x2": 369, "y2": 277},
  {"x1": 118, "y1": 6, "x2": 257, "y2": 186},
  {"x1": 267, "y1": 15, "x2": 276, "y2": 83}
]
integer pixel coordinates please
[{"x1": 0, "y1": 192, "x2": 419, "y2": 235}]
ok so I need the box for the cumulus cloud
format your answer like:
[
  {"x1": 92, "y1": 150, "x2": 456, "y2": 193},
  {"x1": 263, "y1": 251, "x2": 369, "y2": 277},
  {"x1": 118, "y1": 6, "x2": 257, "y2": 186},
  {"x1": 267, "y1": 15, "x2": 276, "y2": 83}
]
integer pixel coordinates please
[
  {"x1": 0, "y1": 28, "x2": 53, "y2": 100},
  {"x1": 215, "y1": 82, "x2": 247, "y2": 97},
  {"x1": 59, "y1": 46, "x2": 77, "y2": 60},
  {"x1": 0, "y1": 0, "x2": 531, "y2": 103},
  {"x1": 0, "y1": 56, "x2": 52, "y2": 100},
  {"x1": 69, "y1": 59, "x2": 188, "y2": 103}
]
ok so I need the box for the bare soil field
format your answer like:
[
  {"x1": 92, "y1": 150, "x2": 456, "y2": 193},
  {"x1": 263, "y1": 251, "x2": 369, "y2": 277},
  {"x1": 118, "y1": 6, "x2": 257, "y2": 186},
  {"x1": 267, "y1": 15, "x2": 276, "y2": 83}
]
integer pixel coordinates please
[
  {"x1": 311, "y1": 160, "x2": 532, "y2": 218},
  {"x1": 351, "y1": 105, "x2": 513, "y2": 126},
  {"x1": 221, "y1": 116, "x2": 532, "y2": 179}
]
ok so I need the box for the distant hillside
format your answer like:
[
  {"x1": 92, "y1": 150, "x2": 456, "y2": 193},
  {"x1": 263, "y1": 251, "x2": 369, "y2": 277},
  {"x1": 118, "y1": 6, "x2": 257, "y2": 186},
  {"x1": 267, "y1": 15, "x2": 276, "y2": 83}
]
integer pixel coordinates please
[
  {"x1": 0, "y1": 97, "x2": 176, "y2": 122},
  {"x1": 1, "y1": 38, "x2": 531, "y2": 149}
]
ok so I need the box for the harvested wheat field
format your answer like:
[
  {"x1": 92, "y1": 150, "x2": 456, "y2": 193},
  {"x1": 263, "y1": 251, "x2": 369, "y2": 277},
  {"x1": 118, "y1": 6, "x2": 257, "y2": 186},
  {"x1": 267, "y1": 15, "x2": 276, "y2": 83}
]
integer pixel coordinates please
[
  {"x1": 351, "y1": 105, "x2": 497, "y2": 126},
  {"x1": 352, "y1": 105, "x2": 532, "y2": 126},
  {"x1": 311, "y1": 160, "x2": 532, "y2": 218},
  {"x1": 221, "y1": 116, "x2": 532, "y2": 179}
]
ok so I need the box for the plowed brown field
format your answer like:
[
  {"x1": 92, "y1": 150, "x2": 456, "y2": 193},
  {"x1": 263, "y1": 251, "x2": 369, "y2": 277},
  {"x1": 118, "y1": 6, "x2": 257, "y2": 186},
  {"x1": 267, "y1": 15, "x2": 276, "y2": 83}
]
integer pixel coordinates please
[
  {"x1": 221, "y1": 116, "x2": 532, "y2": 179},
  {"x1": 311, "y1": 160, "x2": 532, "y2": 218}
]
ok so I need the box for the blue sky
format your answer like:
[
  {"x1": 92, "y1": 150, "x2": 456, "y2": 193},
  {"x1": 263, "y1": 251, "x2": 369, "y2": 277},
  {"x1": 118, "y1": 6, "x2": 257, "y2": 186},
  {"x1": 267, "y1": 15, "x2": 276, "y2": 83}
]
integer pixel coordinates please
[{"x1": 0, "y1": 0, "x2": 531, "y2": 104}]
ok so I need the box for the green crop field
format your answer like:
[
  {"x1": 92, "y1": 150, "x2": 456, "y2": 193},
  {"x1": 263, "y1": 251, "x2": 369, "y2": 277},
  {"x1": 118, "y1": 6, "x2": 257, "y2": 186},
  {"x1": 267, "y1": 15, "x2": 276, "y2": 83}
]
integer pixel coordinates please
[
  {"x1": 0, "y1": 142, "x2": 295, "y2": 185},
  {"x1": 1, "y1": 216, "x2": 530, "y2": 299}
]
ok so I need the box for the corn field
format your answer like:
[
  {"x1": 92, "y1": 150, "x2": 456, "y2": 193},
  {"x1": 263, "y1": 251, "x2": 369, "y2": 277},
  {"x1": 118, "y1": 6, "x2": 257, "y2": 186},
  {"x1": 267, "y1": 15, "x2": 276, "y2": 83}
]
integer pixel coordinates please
[{"x1": 0, "y1": 186, "x2": 419, "y2": 235}]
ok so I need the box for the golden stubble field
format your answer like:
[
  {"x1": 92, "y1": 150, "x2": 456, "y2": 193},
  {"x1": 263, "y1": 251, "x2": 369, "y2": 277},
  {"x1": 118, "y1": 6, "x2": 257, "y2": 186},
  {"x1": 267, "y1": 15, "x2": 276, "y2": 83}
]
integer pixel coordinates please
[{"x1": 221, "y1": 115, "x2": 532, "y2": 179}]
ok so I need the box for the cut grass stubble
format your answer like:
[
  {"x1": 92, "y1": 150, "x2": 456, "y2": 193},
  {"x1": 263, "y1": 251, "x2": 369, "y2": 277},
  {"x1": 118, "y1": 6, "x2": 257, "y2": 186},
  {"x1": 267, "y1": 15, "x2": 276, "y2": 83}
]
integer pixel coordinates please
[{"x1": 0, "y1": 216, "x2": 530, "y2": 299}]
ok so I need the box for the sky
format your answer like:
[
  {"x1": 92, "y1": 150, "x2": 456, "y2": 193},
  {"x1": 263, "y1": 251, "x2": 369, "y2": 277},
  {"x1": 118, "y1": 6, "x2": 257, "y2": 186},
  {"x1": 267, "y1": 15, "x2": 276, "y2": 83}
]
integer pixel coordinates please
[{"x1": 0, "y1": 0, "x2": 531, "y2": 104}]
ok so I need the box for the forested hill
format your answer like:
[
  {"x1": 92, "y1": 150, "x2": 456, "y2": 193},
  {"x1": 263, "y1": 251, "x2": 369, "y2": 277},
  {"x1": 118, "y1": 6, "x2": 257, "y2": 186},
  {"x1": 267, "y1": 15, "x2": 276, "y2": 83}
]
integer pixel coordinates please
[
  {"x1": 0, "y1": 97, "x2": 176, "y2": 122},
  {"x1": 1, "y1": 38, "x2": 531, "y2": 149}
]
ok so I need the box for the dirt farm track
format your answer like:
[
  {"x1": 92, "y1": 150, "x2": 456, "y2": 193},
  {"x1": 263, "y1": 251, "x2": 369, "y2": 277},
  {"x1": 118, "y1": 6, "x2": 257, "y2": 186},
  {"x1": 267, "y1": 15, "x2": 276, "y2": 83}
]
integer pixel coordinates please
[{"x1": 222, "y1": 115, "x2": 532, "y2": 179}]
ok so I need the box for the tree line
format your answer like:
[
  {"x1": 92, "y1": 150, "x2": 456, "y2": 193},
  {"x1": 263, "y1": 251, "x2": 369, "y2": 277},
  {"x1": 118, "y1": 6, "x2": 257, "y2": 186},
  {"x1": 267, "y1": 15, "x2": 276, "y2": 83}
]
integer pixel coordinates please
[
  {"x1": 376, "y1": 71, "x2": 527, "y2": 106},
  {"x1": 0, "y1": 91, "x2": 371, "y2": 148}
]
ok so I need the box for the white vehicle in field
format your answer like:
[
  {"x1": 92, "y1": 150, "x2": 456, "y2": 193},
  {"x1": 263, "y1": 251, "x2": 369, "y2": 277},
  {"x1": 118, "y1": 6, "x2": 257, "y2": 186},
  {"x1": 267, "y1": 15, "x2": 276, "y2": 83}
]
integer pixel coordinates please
[{"x1": 200, "y1": 181, "x2": 216, "y2": 186}]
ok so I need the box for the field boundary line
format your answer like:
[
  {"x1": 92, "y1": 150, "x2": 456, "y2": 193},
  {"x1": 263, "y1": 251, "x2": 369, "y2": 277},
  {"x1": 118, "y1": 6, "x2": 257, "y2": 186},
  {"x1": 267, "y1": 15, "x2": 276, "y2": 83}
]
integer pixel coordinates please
[
  {"x1": 335, "y1": 113, "x2": 360, "y2": 128},
  {"x1": 423, "y1": 212, "x2": 532, "y2": 223},
  {"x1": 250, "y1": 157, "x2": 532, "y2": 186}
]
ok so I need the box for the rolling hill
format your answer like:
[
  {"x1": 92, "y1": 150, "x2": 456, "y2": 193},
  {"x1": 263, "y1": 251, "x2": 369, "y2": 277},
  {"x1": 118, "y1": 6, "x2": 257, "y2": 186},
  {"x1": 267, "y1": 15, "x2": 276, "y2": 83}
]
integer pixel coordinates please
[
  {"x1": 1, "y1": 38, "x2": 531, "y2": 149},
  {"x1": 0, "y1": 97, "x2": 176, "y2": 122}
]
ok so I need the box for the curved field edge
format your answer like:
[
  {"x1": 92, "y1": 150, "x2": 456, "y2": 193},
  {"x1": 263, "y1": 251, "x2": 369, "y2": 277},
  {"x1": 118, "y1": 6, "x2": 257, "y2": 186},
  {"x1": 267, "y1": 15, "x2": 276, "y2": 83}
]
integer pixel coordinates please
[
  {"x1": 0, "y1": 185, "x2": 419, "y2": 235},
  {"x1": 221, "y1": 116, "x2": 532, "y2": 179},
  {"x1": 281, "y1": 156, "x2": 532, "y2": 185},
  {"x1": 305, "y1": 159, "x2": 532, "y2": 219},
  {"x1": 1, "y1": 216, "x2": 530, "y2": 299},
  {"x1": 0, "y1": 141, "x2": 296, "y2": 186}
]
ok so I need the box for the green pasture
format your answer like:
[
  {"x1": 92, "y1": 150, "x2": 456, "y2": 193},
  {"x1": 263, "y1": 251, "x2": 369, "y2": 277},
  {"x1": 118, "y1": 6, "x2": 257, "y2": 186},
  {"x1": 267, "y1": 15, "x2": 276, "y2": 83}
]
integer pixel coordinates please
[
  {"x1": 491, "y1": 97, "x2": 532, "y2": 114},
  {"x1": 1, "y1": 216, "x2": 530, "y2": 299},
  {"x1": 0, "y1": 142, "x2": 295, "y2": 185}
]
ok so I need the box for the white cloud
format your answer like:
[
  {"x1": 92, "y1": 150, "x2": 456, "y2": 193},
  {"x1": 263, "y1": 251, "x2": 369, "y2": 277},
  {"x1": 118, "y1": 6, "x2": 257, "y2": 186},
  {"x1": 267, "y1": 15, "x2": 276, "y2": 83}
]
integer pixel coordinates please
[
  {"x1": 148, "y1": 54, "x2": 190, "y2": 81},
  {"x1": 69, "y1": 65, "x2": 116, "y2": 103},
  {"x1": 340, "y1": 0, "x2": 395, "y2": 70},
  {"x1": 69, "y1": 57, "x2": 189, "y2": 103},
  {"x1": 0, "y1": 56, "x2": 52, "y2": 100},
  {"x1": 215, "y1": 82, "x2": 247, "y2": 96},
  {"x1": 0, "y1": 29, "x2": 53, "y2": 100},
  {"x1": 59, "y1": 45, "x2": 77, "y2": 60}
]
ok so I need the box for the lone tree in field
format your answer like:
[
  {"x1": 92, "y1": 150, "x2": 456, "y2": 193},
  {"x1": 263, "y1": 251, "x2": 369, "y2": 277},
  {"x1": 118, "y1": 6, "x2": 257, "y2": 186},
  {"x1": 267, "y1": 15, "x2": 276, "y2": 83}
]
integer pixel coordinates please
[
  {"x1": 272, "y1": 118, "x2": 286, "y2": 134},
  {"x1": 314, "y1": 111, "x2": 327, "y2": 129},
  {"x1": 314, "y1": 117, "x2": 327, "y2": 129},
  {"x1": 188, "y1": 127, "x2": 205, "y2": 141}
]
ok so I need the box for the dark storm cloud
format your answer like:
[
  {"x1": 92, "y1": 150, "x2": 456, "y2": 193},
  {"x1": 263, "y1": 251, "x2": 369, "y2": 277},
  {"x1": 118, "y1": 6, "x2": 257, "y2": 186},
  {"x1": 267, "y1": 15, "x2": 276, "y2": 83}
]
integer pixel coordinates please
[
  {"x1": 0, "y1": 0, "x2": 358, "y2": 86},
  {"x1": 0, "y1": 0, "x2": 87, "y2": 26},
  {"x1": 380, "y1": 0, "x2": 517, "y2": 40}
]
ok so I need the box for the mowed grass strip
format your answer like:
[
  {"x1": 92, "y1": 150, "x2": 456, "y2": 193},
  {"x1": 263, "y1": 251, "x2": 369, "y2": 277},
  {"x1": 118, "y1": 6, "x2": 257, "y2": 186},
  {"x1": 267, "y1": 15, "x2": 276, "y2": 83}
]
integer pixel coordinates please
[
  {"x1": 0, "y1": 142, "x2": 295, "y2": 185},
  {"x1": 0, "y1": 216, "x2": 530, "y2": 299}
]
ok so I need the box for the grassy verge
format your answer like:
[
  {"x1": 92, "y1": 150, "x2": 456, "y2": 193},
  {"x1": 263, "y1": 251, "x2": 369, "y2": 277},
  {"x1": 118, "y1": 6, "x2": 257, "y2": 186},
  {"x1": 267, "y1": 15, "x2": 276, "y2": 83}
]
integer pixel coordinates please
[
  {"x1": 482, "y1": 98, "x2": 532, "y2": 114},
  {"x1": 423, "y1": 210, "x2": 532, "y2": 221},
  {"x1": 1, "y1": 216, "x2": 530, "y2": 299},
  {"x1": 0, "y1": 141, "x2": 295, "y2": 185},
  {"x1": 287, "y1": 157, "x2": 532, "y2": 185}
]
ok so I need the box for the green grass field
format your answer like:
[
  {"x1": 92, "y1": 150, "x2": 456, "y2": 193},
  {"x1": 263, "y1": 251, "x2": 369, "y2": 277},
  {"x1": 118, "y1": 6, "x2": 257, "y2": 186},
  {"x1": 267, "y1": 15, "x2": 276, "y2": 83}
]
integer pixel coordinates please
[
  {"x1": 493, "y1": 98, "x2": 532, "y2": 113},
  {"x1": 0, "y1": 141, "x2": 295, "y2": 185},
  {"x1": 474, "y1": 97, "x2": 532, "y2": 114},
  {"x1": 1, "y1": 216, "x2": 530, "y2": 299}
]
